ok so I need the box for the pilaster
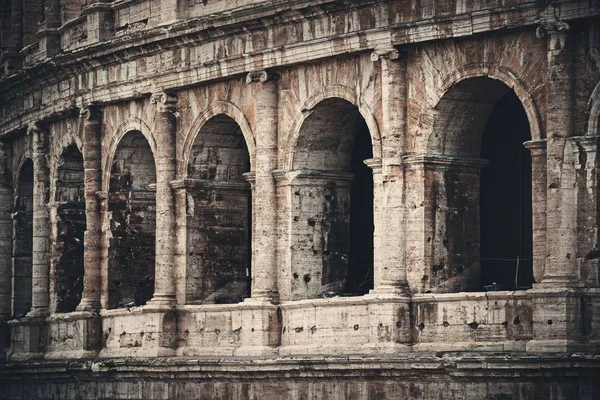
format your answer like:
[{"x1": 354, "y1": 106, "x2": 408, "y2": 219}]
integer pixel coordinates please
[
  {"x1": 77, "y1": 106, "x2": 104, "y2": 312},
  {"x1": 245, "y1": 70, "x2": 279, "y2": 302},
  {"x1": 147, "y1": 91, "x2": 178, "y2": 307},
  {"x1": 28, "y1": 123, "x2": 50, "y2": 317},
  {"x1": 369, "y1": 48, "x2": 409, "y2": 295}
]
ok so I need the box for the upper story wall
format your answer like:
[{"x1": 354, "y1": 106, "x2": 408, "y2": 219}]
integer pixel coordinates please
[{"x1": 0, "y1": 0, "x2": 598, "y2": 140}]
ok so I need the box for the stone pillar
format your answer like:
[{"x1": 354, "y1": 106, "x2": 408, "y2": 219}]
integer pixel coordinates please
[
  {"x1": 83, "y1": 1, "x2": 114, "y2": 45},
  {"x1": 524, "y1": 140, "x2": 547, "y2": 284},
  {"x1": 246, "y1": 71, "x2": 279, "y2": 301},
  {"x1": 148, "y1": 91, "x2": 178, "y2": 306},
  {"x1": 537, "y1": 22, "x2": 579, "y2": 286},
  {"x1": 370, "y1": 48, "x2": 409, "y2": 295},
  {"x1": 569, "y1": 136, "x2": 599, "y2": 286},
  {"x1": 2, "y1": 0, "x2": 23, "y2": 73},
  {"x1": 77, "y1": 106, "x2": 104, "y2": 311},
  {"x1": 169, "y1": 180, "x2": 188, "y2": 305},
  {"x1": 28, "y1": 123, "x2": 50, "y2": 317},
  {"x1": 37, "y1": 0, "x2": 60, "y2": 57},
  {"x1": 97, "y1": 191, "x2": 109, "y2": 309},
  {"x1": 274, "y1": 169, "x2": 354, "y2": 301},
  {"x1": 403, "y1": 155, "x2": 487, "y2": 293},
  {"x1": 527, "y1": 21, "x2": 582, "y2": 353}
]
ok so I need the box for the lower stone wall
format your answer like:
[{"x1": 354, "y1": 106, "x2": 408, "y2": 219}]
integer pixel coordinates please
[{"x1": 0, "y1": 355, "x2": 599, "y2": 400}]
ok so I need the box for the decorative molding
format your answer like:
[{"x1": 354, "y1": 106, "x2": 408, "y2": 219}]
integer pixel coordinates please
[
  {"x1": 150, "y1": 91, "x2": 178, "y2": 109},
  {"x1": 245, "y1": 70, "x2": 279, "y2": 84},
  {"x1": 370, "y1": 48, "x2": 399, "y2": 62}
]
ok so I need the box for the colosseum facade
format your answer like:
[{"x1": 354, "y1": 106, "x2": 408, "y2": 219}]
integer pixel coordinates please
[{"x1": 0, "y1": 0, "x2": 600, "y2": 398}]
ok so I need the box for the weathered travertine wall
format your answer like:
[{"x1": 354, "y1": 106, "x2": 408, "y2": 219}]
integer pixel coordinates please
[{"x1": 1, "y1": 0, "x2": 600, "y2": 398}]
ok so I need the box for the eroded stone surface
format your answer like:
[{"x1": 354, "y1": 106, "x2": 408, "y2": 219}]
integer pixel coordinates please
[{"x1": 0, "y1": 0, "x2": 599, "y2": 399}]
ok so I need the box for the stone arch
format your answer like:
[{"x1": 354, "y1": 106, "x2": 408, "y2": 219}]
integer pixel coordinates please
[
  {"x1": 286, "y1": 85, "x2": 381, "y2": 170},
  {"x1": 415, "y1": 64, "x2": 542, "y2": 155},
  {"x1": 12, "y1": 158, "x2": 34, "y2": 317},
  {"x1": 411, "y1": 74, "x2": 534, "y2": 293},
  {"x1": 52, "y1": 144, "x2": 85, "y2": 313},
  {"x1": 283, "y1": 93, "x2": 376, "y2": 298},
  {"x1": 182, "y1": 101, "x2": 256, "y2": 174},
  {"x1": 184, "y1": 113, "x2": 252, "y2": 304},
  {"x1": 584, "y1": 79, "x2": 600, "y2": 136},
  {"x1": 106, "y1": 130, "x2": 157, "y2": 309},
  {"x1": 103, "y1": 117, "x2": 156, "y2": 192}
]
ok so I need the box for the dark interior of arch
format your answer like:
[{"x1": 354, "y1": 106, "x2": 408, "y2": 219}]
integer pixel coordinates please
[
  {"x1": 186, "y1": 114, "x2": 251, "y2": 304},
  {"x1": 108, "y1": 131, "x2": 156, "y2": 309},
  {"x1": 54, "y1": 144, "x2": 85, "y2": 313},
  {"x1": 13, "y1": 159, "x2": 33, "y2": 317},
  {"x1": 294, "y1": 98, "x2": 374, "y2": 296},
  {"x1": 480, "y1": 90, "x2": 533, "y2": 290},
  {"x1": 429, "y1": 77, "x2": 512, "y2": 157},
  {"x1": 427, "y1": 78, "x2": 533, "y2": 292}
]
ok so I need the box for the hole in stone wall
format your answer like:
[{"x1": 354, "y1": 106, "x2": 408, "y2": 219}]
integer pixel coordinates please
[
  {"x1": 107, "y1": 131, "x2": 156, "y2": 309},
  {"x1": 480, "y1": 91, "x2": 533, "y2": 290},
  {"x1": 12, "y1": 159, "x2": 33, "y2": 317},
  {"x1": 54, "y1": 144, "x2": 85, "y2": 313},
  {"x1": 186, "y1": 114, "x2": 250, "y2": 304}
]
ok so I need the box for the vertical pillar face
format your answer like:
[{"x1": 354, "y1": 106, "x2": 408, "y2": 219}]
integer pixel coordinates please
[
  {"x1": 107, "y1": 131, "x2": 156, "y2": 309},
  {"x1": 12, "y1": 159, "x2": 33, "y2": 317},
  {"x1": 246, "y1": 71, "x2": 279, "y2": 301},
  {"x1": 185, "y1": 115, "x2": 251, "y2": 304},
  {"x1": 30, "y1": 124, "x2": 50, "y2": 316},
  {"x1": 539, "y1": 22, "x2": 579, "y2": 285},
  {"x1": 148, "y1": 91, "x2": 177, "y2": 306},
  {"x1": 524, "y1": 140, "x2": 547, "y2": 284},
  {"x1": 370, "y1": 48, "x2": 408, "y2": 294},
  {"x1": 78, "y1": 105, "x2": 103, "y2": 311},
  {"x1": 404, "y1": 156, "x2": 486, "y2": 293},
  {"x1": 570, "y1": 136, "x2": 600, "y2": 287},
  {"x1": 277, "y1": 171, "x2": 354, "y2": 300},
  {"x1": 21, "y1": 0, "x2": 43, "y2": 47},
  {"x1": 53, "y1": 145, "x2": 85, "y2": 313}
]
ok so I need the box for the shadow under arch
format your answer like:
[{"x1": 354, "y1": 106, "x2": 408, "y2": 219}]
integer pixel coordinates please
[
  {"x1": 286, "y1": 85, "x2": 381, "y2": 171},
  {"x1": 182, "y1": 101, "x2": 256, "y2": 175},
  {"x1": 184, "y1": 113, "x2": 252, "y2": 304},
  {"x1": 103, "y1": 117, "x2": 156, "y2": 193}
]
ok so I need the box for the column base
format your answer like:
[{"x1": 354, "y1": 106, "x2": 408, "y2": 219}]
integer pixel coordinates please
[
  {"x1": 367, "y1": 285, "x2": 410, "y2": 297},
  {"x1": 26, "y1": 308, "x2": 50, "y2": 318},
  {"x1": 248, "y1": 289, "x2": 279, "y2": 303},
  {"x1": 76, "y1": 298, "x2": 101, "y2": 312}
]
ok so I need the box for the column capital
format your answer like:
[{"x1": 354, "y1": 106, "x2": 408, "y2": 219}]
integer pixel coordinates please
[
  {"x1": 80, "y1": 105, "x2": 103, "y2": 121},
  {"x1": 26, "y1": 121, "x2": 44, "y2": 136},
  {"x1": 150, "y1": 91, "x2": 178, "y2": 110},
  {"x1": 370, "y1": 48, "x2": 399, "y2": 62},
  {"x1": 363, "y1": 157, "x2": 382, "y2": 173},
  {"x1": 242, "y1": 171, "x2": 256, "y2": 189},
  {"x1": 536, "y1": 20, "x2": 570, "y2": 39},
  {"x1": 245, "y1": 70, "x2": 279, "y2": 84}
]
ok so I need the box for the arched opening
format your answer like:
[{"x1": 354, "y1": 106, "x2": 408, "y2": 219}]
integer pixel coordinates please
[
  {"x1": 480, "y1": 91, "x2": 533, "y2": 290},
  {"x1": 186, "y1": 115, "x2": 251, "y2": 304},
  {"x1": 425, "y1": 77, "x2": 533, "y2": 292},
  {"x1": 107, "y1": 131, "x2": 156, "y2": 309},
  {"x1": 291, "y1": 98, "x2": 374, "y2": 298},
  {"x1": 12, "y1": 159, "x2": 33, "y2": 317},
  {"x1": 54, "y1": 144, "x2": 85, "y2": 313}
]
